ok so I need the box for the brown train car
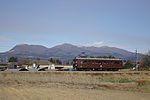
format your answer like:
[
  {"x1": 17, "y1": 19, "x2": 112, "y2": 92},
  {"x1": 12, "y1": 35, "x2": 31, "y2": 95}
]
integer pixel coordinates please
[{"x1": 73, "y1": 57, "x2": 123, "y2": 71}]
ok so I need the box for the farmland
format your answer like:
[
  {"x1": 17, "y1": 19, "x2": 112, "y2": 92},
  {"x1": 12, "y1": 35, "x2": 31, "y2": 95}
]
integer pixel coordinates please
[{"x1": 0, "y1": 71, "x2": 150, "y2": 100}]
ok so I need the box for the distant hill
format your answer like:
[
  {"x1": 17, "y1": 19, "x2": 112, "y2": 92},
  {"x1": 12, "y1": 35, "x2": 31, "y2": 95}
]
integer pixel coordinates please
[{"x1": 0, "y1": 43, "x2": 142, "y2": 62}]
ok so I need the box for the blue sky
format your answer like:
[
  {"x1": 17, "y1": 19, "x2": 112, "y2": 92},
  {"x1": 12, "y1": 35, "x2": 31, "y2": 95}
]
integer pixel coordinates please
[{"x1": 0, "y1": 0, "x2": 150, "y2": 53}]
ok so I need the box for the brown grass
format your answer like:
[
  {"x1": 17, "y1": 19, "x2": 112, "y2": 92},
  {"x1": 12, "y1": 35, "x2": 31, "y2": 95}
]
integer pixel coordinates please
[
  {"x1": 0, "y1": 71, "x2": 150, "y2": 100},
  {"x1": 0, "y1": 86, "x2": 150, "y2": 100},
  {"x1": 0, "y1": 71, "x2": 150, "y2": 91}
]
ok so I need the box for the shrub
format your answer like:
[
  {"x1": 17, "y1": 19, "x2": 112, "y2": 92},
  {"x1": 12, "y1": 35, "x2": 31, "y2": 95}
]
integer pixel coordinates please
[
  {"x1": 119, "y1": 78, "x2": 135, "y2": 83},
  {"x1": 140, "y1": 51, "x2": 150, "y2": 71}
]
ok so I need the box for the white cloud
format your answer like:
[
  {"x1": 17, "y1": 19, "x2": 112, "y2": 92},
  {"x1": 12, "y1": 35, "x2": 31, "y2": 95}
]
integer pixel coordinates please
[
  {"x1": 76, "y1": 41, "x2": 104, "y2": 47},
  {"x1": 75, "y1": 41, "x2": 126, "y2": 49}
]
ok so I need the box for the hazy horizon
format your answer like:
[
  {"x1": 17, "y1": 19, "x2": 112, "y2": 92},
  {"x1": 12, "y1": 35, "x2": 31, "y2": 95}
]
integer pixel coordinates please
[{"x1": 0, "y1": 0, "x2": 150, "y2": 53}]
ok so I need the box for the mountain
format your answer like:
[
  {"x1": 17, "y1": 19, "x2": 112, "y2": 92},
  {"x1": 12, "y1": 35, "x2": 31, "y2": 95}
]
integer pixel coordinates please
[
  {"x1": 0, "y1": 44, "x2": 48, "y2": 59},
  {"x1": 0, "y1": 43, "x2": 142, "y2": 62}
]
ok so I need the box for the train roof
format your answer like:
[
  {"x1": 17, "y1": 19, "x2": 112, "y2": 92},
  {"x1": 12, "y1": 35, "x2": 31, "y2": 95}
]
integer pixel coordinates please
[{"x1": 75, "y1": 57, "x2": 122, "y2": 61}]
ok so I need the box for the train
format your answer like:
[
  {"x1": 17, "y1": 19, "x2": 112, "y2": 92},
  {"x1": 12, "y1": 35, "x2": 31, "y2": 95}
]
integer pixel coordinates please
[{"x1": 73, "y1": 57, "x2": 123, "y2": 71}]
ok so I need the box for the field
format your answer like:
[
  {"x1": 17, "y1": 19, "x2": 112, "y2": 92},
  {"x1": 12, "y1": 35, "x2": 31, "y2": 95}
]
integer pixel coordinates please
[{"x1": 0, "y1": 71, "x2": 150, "y2": 100}]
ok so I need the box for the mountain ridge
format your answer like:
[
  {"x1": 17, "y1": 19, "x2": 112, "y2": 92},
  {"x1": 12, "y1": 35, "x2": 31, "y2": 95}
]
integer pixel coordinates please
[{"x1": 0, "y1": 43, "x2": 141, "y2": 61}]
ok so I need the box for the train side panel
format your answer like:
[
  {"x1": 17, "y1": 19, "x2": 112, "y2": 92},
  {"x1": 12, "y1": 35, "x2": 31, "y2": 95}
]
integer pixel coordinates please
[{"x1": 73, "y1": 58, "x2": 123, "y2": 71}]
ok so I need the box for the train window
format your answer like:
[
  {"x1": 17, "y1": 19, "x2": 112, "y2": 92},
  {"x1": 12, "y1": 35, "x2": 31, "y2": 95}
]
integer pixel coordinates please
[
  {"x1": 95, "y1": 61, "x2": 98, "y2": 64},
  {"x1": 83, "y1": 61, "x2": 87, "y2": 64},
  {"x1": 88, "y1": 61, "x2": 92, "y2": 64},
  {"x1": 114, "y1": 61, "x2": 120, "y2": 64},
  {"x1": 110, "y1": 61, "x2": 114, "y2": 64},
  {"x1": 104, "y1": 61, "x2": 109, "y2": 64},
  {"x1": 91, "y1": 60, "x2": 95, "y2": 64},
  {"x1": 95, "y1": 61, "x2": 102, "y2": 64}
]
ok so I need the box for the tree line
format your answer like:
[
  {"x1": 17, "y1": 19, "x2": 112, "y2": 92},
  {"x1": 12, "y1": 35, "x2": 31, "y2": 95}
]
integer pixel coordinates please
[
  {"x1": 7, "y1": 51, "x2": 150, "y2": 70},
  {"x1": 8, "y1": 57, "x2": 64, "y2": 67}
]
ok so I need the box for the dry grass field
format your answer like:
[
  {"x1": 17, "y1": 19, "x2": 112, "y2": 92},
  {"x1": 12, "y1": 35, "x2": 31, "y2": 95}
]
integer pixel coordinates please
[
  {"x1": 1, "y1": 86, "x2": 150, "y2": 100},
  {"x1": 0, "y1": 71, "x2": 150, "y2": 100}
]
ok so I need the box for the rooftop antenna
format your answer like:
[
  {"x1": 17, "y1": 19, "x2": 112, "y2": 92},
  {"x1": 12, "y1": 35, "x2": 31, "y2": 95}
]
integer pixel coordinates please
[{"x1": 78, "y1": 52, "x2": 88, "y2": 58}]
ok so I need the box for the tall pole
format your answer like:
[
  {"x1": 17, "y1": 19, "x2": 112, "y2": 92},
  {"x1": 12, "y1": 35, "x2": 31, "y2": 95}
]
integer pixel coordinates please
[{"x1": 135, "y1": 49, "x2": 138, "y2": 70}]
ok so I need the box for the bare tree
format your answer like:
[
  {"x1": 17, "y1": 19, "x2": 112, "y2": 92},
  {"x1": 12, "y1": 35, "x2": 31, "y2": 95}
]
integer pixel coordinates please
[
  {"x1": 18, "y1": 57, "x2": 30, "y2": 67},
  {"x1": 140, "y1": 51, "x2": 150, "y2": 70},
  {"x1": 48, "y1": 58, "x2": 54, "y2": 64},
  {"x1": 36, "y1": 58, "x2": 40, "y2": 68}
]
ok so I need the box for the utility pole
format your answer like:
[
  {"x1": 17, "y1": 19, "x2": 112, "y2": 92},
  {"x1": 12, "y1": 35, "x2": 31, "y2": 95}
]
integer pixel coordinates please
[
  {"x1": 5, "y1": 57, "x2": 8, "y2": 63},
  {"x1": 135, "y1": 49, "x2": 138, "y2": 70}
]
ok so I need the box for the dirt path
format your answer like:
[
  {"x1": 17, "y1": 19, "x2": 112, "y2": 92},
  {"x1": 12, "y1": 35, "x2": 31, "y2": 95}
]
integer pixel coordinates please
[{"x1": 0, "y1": 86, "x2": 150, "y2": 100}]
